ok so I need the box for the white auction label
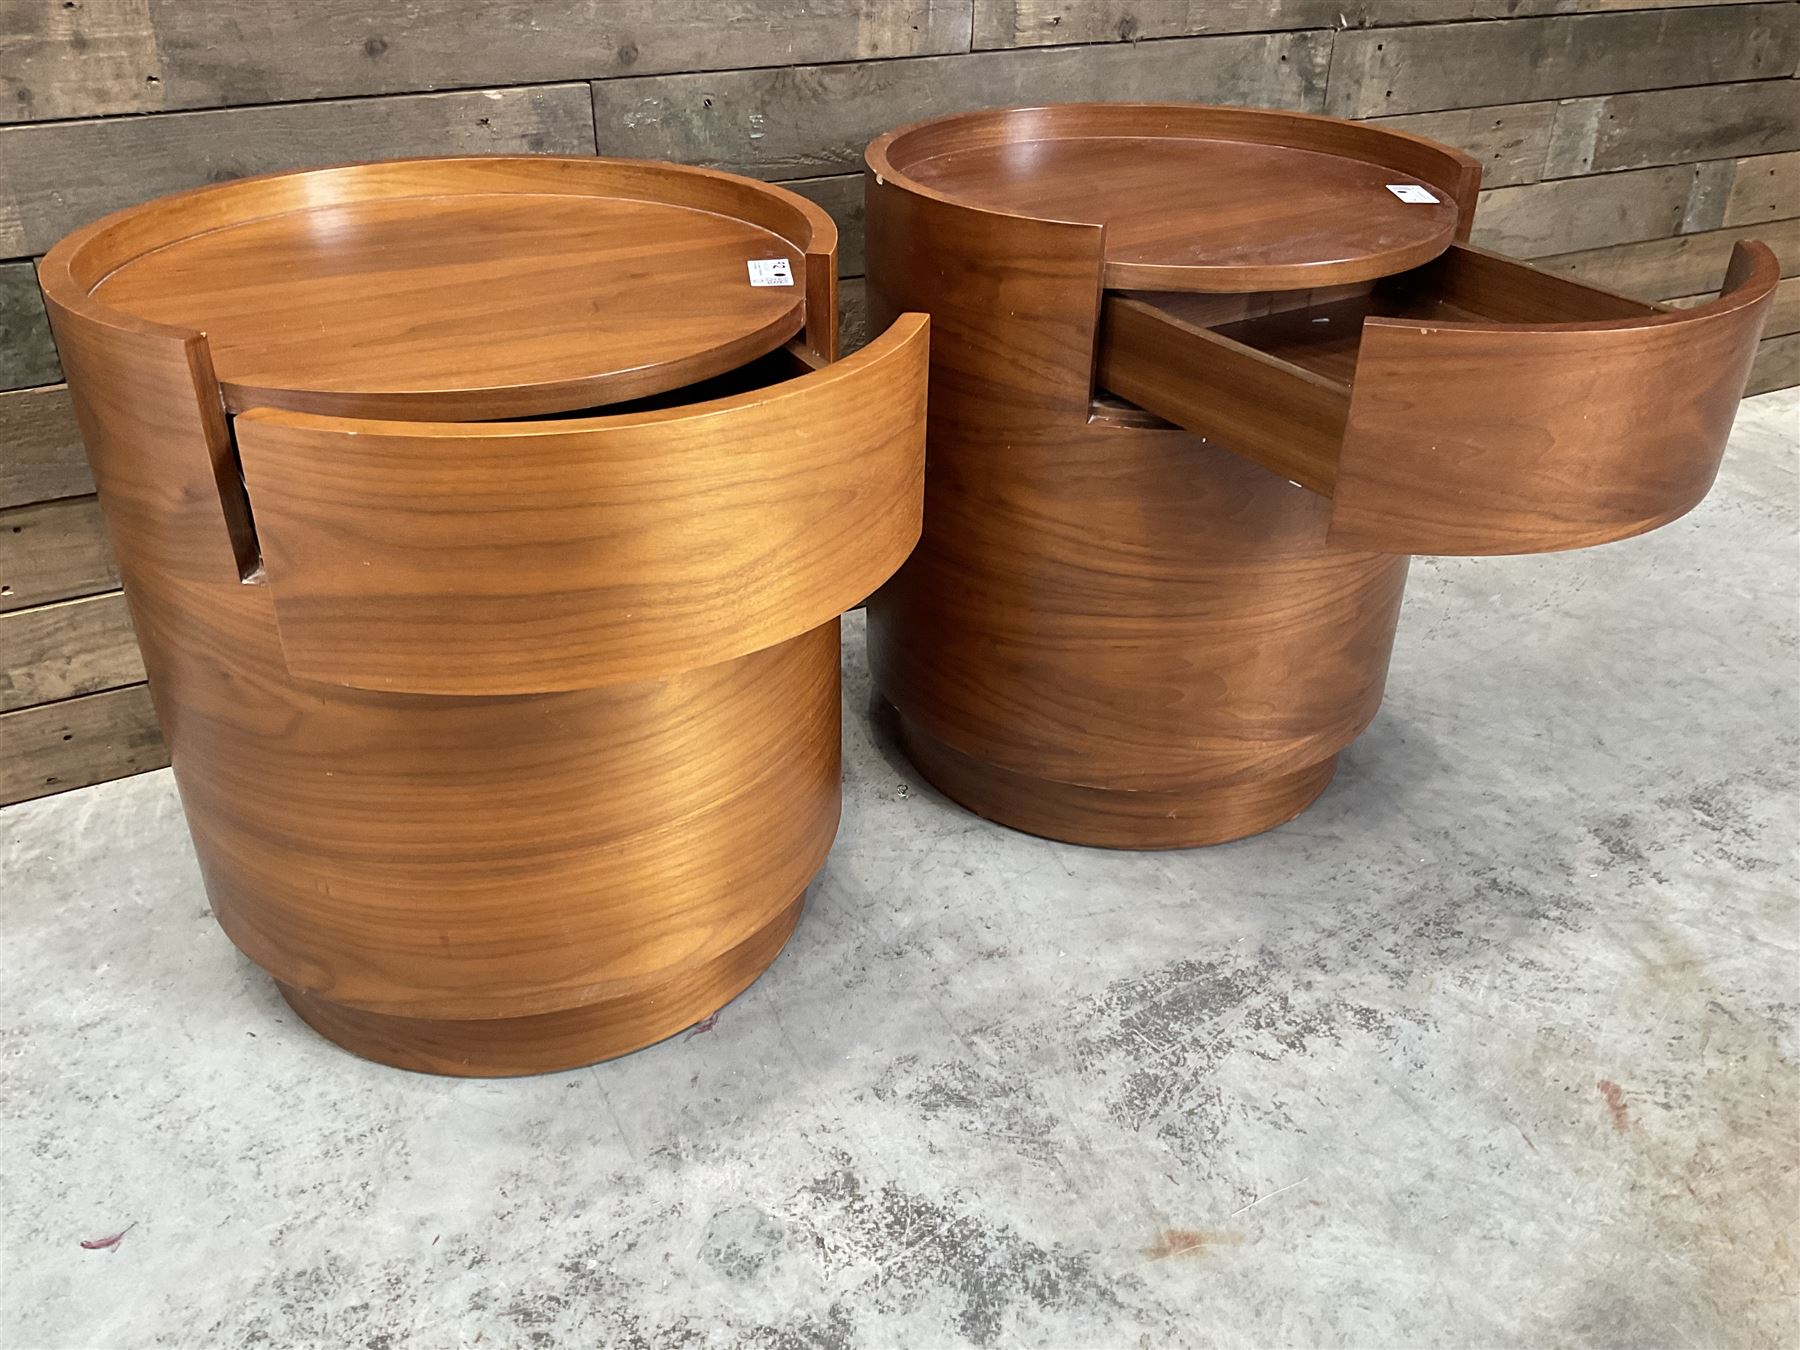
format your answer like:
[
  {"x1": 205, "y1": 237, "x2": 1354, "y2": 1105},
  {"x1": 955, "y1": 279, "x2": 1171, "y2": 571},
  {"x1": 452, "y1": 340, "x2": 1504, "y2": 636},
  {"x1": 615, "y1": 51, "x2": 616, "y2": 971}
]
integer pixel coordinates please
[
  {"x1": 747, "y1": 258, "x2": 795, "y2": 286},
  {"x1": 1386, "y1": 184, "x2": 1440, "y2": 204}
]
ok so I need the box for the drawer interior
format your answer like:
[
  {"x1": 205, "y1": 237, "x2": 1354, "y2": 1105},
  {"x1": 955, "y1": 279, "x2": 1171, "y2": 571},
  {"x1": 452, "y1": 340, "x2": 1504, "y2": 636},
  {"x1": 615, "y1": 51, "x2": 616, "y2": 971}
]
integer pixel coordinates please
[
  {"x1": 489, "y1": 341, "x2": 825, "y2": 423},
  {"x1": 1092, "y1": 238, "x2": 1776, "y2": 555},
  {"x1": 1206, "y1": 247, "x2": 1662, "y2": 383},
  {"x1": 1117, "y1": 246, "x2": 1666, "y2": 387},
  {"x1": 1093, "y1": 243, "x2": 1668, "y2": 496}
]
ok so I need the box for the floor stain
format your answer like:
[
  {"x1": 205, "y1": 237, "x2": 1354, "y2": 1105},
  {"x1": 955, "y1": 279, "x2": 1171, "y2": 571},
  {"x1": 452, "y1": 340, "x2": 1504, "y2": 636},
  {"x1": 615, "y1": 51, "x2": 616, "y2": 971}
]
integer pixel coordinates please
[
  {"x1": 1597, "y1": 1078, "x2": 1632, "y2": 1133},
  {"x1": 1144, "y1": 1229, "x2": 1246, "y2": 1261}
]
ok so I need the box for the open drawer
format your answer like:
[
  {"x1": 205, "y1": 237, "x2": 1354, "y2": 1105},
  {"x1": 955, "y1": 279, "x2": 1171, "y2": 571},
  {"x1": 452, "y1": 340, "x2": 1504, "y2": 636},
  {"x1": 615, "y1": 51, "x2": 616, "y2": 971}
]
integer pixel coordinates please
[
  {"x1": 229, "y1": 315, "x2": 928, "y2": 696},
  {"x1": 1096, "y1": 242, "x2": 1779, "y2": 555}
]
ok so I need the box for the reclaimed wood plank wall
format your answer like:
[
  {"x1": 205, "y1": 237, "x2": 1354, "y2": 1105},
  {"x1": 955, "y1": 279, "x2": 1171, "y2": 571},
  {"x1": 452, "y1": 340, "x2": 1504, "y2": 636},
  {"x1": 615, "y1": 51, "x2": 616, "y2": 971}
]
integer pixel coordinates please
[{"x1": 2, "y1": 0, "x2": 1796, "y2": 804}]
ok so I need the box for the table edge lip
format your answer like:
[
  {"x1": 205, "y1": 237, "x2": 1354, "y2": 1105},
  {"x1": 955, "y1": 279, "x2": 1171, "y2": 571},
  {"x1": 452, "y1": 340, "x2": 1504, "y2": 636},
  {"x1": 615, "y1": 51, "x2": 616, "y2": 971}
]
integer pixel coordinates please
[
  {"x1": 39, "y1": 154, "x2": 836, "y2": 416},
  {"x1": 51, "y1": 152, "x2": 835, "y2": 255},
  {"x1": 216, "y1": 306, "x2": 811, "y2": 422},
  {"x1": 866, "y1": 101, "x2": 1479, "y2": 290}
]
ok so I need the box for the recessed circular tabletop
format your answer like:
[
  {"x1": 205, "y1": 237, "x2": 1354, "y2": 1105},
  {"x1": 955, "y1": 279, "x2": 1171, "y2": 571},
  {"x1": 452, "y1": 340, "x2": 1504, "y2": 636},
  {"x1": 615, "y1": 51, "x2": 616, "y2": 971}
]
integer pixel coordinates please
[
  {"x1": 94, "y1": 190, "x2": 807, "y2": 418},
  {"x1": 897, "y1": 132, "x2": 1461, "y2": 291}
]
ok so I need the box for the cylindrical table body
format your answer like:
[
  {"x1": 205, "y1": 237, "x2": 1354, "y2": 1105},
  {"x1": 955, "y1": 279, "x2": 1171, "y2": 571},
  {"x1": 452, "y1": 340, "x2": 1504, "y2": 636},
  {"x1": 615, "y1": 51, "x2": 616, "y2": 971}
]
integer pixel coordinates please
[
  {"x1": 41, "y1": 158, "x2": 927, "y2": 1073},
  {"x1": 868, "y1": 423, "x2": 1409, "y2": 849},
  {"x1": 861, "y1": 273, "x2": 1410, "y2": 847},
  {"x1": 863, "y1": 106, "x2": 1438, "y2": 848},
  {"x1": 864, "y1": 103, "x2": 1774, "y2": 849},
  {"x1": 112, "y1": 477, "x2": 837, "y2": 1075}
]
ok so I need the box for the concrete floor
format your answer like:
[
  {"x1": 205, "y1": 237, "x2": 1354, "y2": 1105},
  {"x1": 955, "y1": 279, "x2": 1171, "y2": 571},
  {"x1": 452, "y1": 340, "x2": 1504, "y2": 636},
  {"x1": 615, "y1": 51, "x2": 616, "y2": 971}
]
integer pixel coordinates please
[{"x1": 5, "y1": 389, "x2": 1796, "y2": 1350}]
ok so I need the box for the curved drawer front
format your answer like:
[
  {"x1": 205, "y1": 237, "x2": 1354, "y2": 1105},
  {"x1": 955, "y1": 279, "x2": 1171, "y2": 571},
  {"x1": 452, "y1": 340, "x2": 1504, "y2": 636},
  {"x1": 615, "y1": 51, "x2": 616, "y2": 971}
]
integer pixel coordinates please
[
  {"x1": 1328, "y1": 244, "x2": 1778, "y2": 554},
  {"x1": 233, "y1": 314, "x2": 927, "y2": 695},
  {"x1": 1098, "y1": 242, "x2": 1778, "y2": 557}
]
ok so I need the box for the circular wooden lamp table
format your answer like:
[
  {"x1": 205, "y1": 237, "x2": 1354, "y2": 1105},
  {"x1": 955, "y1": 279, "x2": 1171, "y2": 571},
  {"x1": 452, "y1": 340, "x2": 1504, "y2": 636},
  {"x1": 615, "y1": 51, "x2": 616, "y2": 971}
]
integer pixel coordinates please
[
  {"x1": 864, "y1": 104, "x2": 1775, "y2": 850},
  {"x1": 39, "y1": 157, "x2": 929, "y2": 1075}
]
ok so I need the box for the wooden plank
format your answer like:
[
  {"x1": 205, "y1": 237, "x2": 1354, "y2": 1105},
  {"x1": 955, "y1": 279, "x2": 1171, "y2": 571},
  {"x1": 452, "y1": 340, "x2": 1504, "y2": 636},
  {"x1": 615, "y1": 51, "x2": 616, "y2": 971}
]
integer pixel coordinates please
[
  {"x1": 1534, "y1": 218, "x2": 1800, "y2": 299},
  {"x1": 1368, "y1": 102, "x2": 1557, "y2": 188},
  {"x1": 0, "y1": 0, "x2": 973, "y2": 124},
  {"x1": 0, "y1": 386, "x2": 92, "y2": 509},
  {"x1": 977, "y1": 0, "x2": 1788, "y2": 48},
  {"x1": 0, "y1": 84, "x2": 598, "y2": 257},
  {"x1": 1668, "y1": 274, "x2": 1800, "y2": 334},
  {"x1": 840, "y1": 277, "x2": 869, "y2": 353},
  {"x1": 1403, "y1": 242, "x2": 1659, "y2": 323},
  {"x1": 975, "y1": 0, "x2": 1339, "y2": 46},
  {"x1": 1725, "y1": 151, "x2": 1800, "y2": 225},
  {"x1": 1763, "y1": 273, "x2": 1800, "y2": 334},
  {"x1": 0, "y1": 684, "x2": 166, "y2": 805},
  {"x1": 590, "y1": 33, "x2": 1332, "y2": 179},
  {"x1": 0, "y1": 592, "x2": 144, "y2": 713},
  {"x1": 1683, "y1": 158, "x2": 1741, "y2": 234},
  {"x1": 1544, "y1": 79, "x2": 1800, "y2": 176},
  {"x1": 1746, "y1": 330, "x2": 1800, "y2": 392},
  {"x1": 1326, "y1": 7, "x2": 1800, "y2": 118},
  {"x1": 780, "y1": 175, "x2": 864, "y2": 277},
  {"x1": 1470, "y1": 164, "x2": 1705, "y2": 259},
  {"x1": 0, "y1": 496, "x2": 118, "y2": 614},
  {"x1": 1656, "y1": 275, "x2": 1800, "y2": 338},
  {"x1": 2, "y1": 263, "x2": 61, "y2": 392}
]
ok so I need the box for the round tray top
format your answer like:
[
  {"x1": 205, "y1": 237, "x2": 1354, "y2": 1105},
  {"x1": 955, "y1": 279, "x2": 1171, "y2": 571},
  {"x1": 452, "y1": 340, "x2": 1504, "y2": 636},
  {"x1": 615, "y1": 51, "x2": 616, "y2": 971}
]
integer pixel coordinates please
[
  {"x1": 79, "y1": 159, "x2": 823, "y2": 419},
  {"x1": 872, "y1": 105, "x2": 1474, "y2": 292}
]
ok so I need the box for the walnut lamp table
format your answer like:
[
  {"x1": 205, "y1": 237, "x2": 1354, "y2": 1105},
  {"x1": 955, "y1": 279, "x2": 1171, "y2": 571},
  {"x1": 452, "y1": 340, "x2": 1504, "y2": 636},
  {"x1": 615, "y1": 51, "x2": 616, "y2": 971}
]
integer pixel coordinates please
[
  {"x1": 41, "y1": 156, "x2": 928, "y2": 1075},
  {"x1": 864, "y1": 104, "x2": 1774, "y2": 849}
]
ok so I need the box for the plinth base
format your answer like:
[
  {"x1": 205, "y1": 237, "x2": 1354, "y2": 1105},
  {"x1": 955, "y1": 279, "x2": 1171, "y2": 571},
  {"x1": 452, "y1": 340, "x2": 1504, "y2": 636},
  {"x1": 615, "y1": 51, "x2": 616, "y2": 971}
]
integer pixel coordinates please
[
  {"x1": 896, "y1": 711, "x2": 1336, "y2": 850},
  {"x1": 276, "y1": 893, "x2": 805, "y2": 1077}
]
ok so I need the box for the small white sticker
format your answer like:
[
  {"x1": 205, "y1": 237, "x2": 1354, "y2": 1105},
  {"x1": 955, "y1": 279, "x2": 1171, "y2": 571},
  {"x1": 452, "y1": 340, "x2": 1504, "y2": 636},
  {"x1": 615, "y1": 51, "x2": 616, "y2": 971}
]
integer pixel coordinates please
[
  {"x1": 747, "y1": 258, "x2": 794, "y2": 287},
  {"x1": 1386, "y1": 183, "x2": 1440, "y2": 204}
]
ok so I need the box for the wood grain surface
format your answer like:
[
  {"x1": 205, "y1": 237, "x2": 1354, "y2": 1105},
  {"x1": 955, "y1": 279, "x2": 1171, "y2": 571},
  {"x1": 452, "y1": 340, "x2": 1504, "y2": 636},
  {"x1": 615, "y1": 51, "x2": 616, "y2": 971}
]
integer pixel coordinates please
[
  {"x1": 1097, "y1": 296, "x2": 1348, "y2": 495},
  {"x1": 1747, "y1": 275, "x2": 1800, "y2": 334},
  {"x1": 1106, "y1": 240, "x2": 1774, "y2": 554},
  {"x1": 1750, "y1": 332, "x2": 1800, "y2": 392},
  {"x1": 1, "y1": 262, "x2": 60, "y2": 392},
  {"x1": 1542, "y1": 79, "x2": 1800, "y2": 177},
  {"x1": 974, "y1": 0, "x2": 1792, "y2": 50},
  {"x1": 873, "y1": 103, "x2": 1482, "y2": 292},
  {"x1": 1533, "y1": 218, "x2": 1800, "y2": 299},
  {"x1": 0, "y1": 497, "x2": 120, "y2": 613},
  {"x1": 4, "y1": 4, "x2": 1795, "y2": 811},
  {"x1": 64, "y1": 156, "x2": 836, "y2": 419},
  {"x1": 1370, "y1": 103, "x2": 1557, "y2": 188},
  {"x1": 1722, "y1": 153, "x2": 1800, "y2": 227},
  {"x1": 863, "y1": 105, "x2": 1430, "y2": 847},
  {"x1": 1472, "y1": 164, "x2": 1714, "y2": 259},
  {"x1": 0, "y1": 85, "x2": 601, "y2": 257},
  {"x1": 0, "y1": 387, "x2": 92, "y2": 508},
  {"x1": 2, "y1": 0, "x2": 970, "y2": 122},
  {"x1": 37, "y1": 154, "x2": 924, "y2": 1074},
  {"x1": 1325, "y1": 7, "x2": 1800, "y2": 118},
  {"x1": 0, "y1": 593, "x2": 145, "y2": 713},
  {"x1": 1329, "y1": 241, "x2": 1777, "y2": 553},
  {"x1": 274, "y1": 893, "x2": 809, "y2": 1076},
  {"x1": 867, "y1": 100, "x2": 1772, "y2": 849},
  {"x1": 100, "y1": 194, "x2": 802, "y2": 417},
  {"x1": 591, "y1": 33, "x2": 1333, "y2": 179},
  {"x1": 0, "y1": 684, "x2": 166, "y2": 804},
  {"x1": 235, "y1": 314, "x2": 926, "y2": 694},
  {"x1": 902, "y1": 134, "x2": 1458, "y2": 291}
]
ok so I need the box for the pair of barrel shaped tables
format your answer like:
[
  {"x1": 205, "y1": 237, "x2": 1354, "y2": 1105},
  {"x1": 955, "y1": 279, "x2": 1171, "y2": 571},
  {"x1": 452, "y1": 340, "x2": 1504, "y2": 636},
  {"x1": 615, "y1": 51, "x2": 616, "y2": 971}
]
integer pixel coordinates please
[{"x1": 42, "y1": 104, "x2": 1776, "y2": 1075}]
